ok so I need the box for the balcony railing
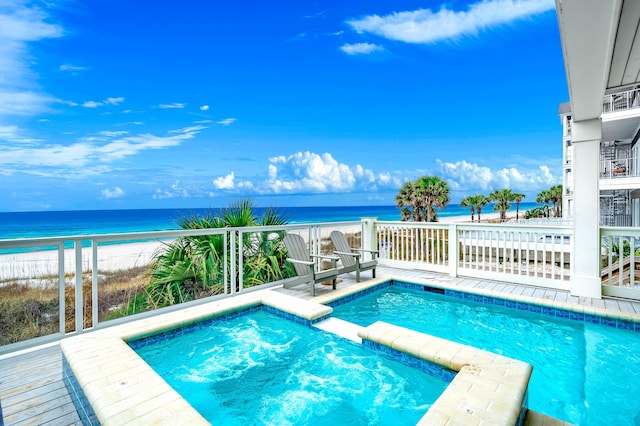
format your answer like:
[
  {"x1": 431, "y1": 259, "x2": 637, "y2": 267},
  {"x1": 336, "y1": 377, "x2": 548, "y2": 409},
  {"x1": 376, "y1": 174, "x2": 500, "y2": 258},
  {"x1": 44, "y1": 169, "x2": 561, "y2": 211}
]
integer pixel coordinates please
[
  {"x1": 3, "y1": 218, "x2": 640, "y2": 354},
  {"x1": 600, "y1": 157, "x2": 640, "y2": 178},
  {"x1": 603, "y1": 87, "x2": 640, "y2": 113}
]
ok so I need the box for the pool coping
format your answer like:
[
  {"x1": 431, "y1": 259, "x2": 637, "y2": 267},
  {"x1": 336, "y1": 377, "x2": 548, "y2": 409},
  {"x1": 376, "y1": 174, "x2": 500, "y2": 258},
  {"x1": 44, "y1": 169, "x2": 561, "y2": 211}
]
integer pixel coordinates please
[
  {"x1": 60, "y1": 291, "x2": 331, "y2": 425},
  {"x1": 60, "y1": 275, "x2": 590, "y2": 425}
]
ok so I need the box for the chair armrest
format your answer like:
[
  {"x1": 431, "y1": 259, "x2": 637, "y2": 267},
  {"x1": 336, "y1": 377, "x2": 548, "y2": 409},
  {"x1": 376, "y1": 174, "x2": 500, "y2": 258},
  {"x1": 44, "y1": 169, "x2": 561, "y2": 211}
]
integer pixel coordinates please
[
  {"x1": 286, "y1": 258, "x2": 314, "y2": 266},
  {"x1": 334, "y1": 250, "x2": 360, "y2": 258},
  {"x1": 352, "y1": 248, "x2": 379, "y2": 255},
  {"x1": 310, "y1": 254, "x2": 340, "y2": 261}
]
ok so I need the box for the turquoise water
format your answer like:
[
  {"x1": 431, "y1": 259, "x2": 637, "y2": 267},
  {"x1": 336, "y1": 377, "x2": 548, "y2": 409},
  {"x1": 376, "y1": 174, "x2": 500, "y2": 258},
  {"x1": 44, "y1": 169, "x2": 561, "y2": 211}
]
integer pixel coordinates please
[
  {"x1": 331, "y1": 285, "x2": 640, "y2": 425},
  {"x1": 0, "y1": 203, "x2": 543, "y2": 239},
  {"x1": 131, "y1": 309, "x2": 451, "y2": 425}
]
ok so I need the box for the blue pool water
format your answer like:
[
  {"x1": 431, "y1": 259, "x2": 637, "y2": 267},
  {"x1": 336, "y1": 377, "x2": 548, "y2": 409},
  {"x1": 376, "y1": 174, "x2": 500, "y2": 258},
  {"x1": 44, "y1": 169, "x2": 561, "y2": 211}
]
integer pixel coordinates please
[
  {"x1": 331, "y1": 284, "x2": 640, "y2": 425},
  {"x1": 131, "y1": 309, "x2": 451, "y2": 425}
]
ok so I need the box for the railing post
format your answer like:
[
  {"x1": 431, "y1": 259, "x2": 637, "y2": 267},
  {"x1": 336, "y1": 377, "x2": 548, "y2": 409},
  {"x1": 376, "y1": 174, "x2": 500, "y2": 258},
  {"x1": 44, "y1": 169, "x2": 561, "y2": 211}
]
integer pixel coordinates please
[
  {"x1": 230, "y1": 230, "x2": 236, "y2": 295},
  {"x1": 74, "y1": 239, "x2": 84, "y2": 334},
  {"x1": 91, "y1": 240, "x2": 99, "y2": 328},
  {"x1": 58, "y1": 243, "x2": 65, "y2": 335},
  {"x1": 448, "y1": 224, "x2": 458, "y2": 277},
  {"x1": 361, "y1": 217, "x2": 377, "y2": 256}
]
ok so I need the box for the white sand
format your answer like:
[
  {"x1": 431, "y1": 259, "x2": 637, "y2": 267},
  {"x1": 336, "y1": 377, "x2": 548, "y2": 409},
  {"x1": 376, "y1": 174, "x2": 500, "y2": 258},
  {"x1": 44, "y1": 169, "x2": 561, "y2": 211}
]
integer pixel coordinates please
[{"x1": 0, "y1": 241, "x2": 164, "y2": 284}]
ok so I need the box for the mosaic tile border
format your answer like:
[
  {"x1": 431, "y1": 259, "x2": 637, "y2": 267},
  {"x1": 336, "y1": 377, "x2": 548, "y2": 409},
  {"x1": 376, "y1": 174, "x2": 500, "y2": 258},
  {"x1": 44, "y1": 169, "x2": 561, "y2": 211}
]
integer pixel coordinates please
[
  {"x1": 443, "y1": 288, "x2": 640, "y2": 332},
  {"x1": 128, "y1": 304, "x2": 329, "y2": 351},
  {"x1": 62, "y1": 356, "x2": 98, "y2": 426},
  {"x1": 361, "y1": 339, "x2": 456, "y2": 383},
  {"x1": 128, "y1": 306, "x2": 262, "y2": 350}
]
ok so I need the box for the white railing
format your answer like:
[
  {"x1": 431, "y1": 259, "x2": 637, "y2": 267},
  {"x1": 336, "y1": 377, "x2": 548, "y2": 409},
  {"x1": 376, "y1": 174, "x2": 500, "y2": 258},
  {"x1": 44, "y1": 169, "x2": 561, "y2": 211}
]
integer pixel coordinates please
[
  {"x1": 455, "y1": 224, "x2": 571, "y2": 289},
  {"x1": 376, "y1": 222, "x2": 450, "y2": 273},
  {"x1": 6, "y1": 218, "x2": 640, "y2": 354},
  {"x1": 600, "y1": 157, "x2": 640, "y2": 179},
  {"x1": 376, "y1": 222, "x2": 572, "y2": 290},
  {"x1": 0, "y1": 221, "x2": 364, "y2": 354},
  {"x1": 602, "y1": 87, "x2": 640, "y2": 113},
  {"x1": 601, "y1": 227, "x2": 640, "y2": 299}
]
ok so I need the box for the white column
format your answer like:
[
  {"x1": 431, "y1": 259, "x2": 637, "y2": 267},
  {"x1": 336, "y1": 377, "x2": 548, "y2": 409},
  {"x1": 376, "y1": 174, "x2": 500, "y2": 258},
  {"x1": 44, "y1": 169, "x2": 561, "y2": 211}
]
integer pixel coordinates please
[
  {"x1": 361, "y1": 217, "x2": 377, "y2": 260},
  {"x1": 571, "y1": 119, "x2": 602, "y2": 298}
]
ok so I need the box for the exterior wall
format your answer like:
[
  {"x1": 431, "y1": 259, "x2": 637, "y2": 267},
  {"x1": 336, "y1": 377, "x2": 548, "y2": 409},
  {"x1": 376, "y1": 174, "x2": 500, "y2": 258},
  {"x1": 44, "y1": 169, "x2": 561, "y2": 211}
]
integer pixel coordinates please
[{"x1": 560, "y1": 89, "x2": 640, "y2": 227}]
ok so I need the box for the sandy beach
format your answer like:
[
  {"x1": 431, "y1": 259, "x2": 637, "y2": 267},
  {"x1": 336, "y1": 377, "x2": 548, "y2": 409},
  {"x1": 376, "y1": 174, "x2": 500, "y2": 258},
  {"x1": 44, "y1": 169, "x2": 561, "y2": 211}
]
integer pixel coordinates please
[{"x1": 0, "y1": 211, "x2": 524, "y2": 284}]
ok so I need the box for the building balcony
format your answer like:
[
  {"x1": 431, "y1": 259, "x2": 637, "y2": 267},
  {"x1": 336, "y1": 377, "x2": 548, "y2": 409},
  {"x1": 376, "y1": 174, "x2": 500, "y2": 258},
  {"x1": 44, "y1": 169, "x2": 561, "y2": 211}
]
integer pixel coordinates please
[
  {"x1": 602, "y1": 87, "x2": 640, "y2": 114},
  {"x1": 600, "y1": 157, "x2": 640, "y2": 179}
]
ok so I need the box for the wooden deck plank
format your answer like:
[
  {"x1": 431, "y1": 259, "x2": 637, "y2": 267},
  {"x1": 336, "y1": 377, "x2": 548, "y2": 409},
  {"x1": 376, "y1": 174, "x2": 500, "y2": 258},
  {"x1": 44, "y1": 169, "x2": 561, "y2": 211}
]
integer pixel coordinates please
[
  {"x1": 554, "y1": 292, "x2": 568, "y2": 303},
  {"x1": 616, "y1": 300, "x2": 636, "y2": 314}
]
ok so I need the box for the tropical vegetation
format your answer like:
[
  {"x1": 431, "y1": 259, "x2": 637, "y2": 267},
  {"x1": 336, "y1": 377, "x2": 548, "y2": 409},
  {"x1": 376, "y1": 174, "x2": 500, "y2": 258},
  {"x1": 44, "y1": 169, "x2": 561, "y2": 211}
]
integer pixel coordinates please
[
  {"x1": 489, "y1": 189, "x2": 517, "y2": 222},
  {"x1": 460, "y1": 194, "x2": 490, "y2": 222},
  {"x1": 535, "y1": 184, "x2": 563, "y2": 218},
  {"x1": 396, "y1": 175, "x2": 450, "y2": 222},
  {"x1": 147, "y1": 199, "x2": 292, "y2": 308}
]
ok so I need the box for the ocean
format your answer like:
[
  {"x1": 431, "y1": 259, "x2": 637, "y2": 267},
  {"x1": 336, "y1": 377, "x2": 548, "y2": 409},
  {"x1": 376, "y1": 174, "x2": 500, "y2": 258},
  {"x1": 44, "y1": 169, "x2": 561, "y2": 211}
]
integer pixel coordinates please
[{"x1": 0, "y1": 203, "x2": 542, "y2": 240}]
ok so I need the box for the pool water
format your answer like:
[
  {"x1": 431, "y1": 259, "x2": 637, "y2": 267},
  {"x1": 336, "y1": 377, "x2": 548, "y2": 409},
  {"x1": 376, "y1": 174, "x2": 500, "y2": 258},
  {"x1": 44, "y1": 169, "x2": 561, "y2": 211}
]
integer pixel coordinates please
[
  {"x1": 131, "y1": 309, "x2": 451, "y2": 425},
  {"x1": 331, "y1": 285, "x2": 640, "y2": 425}
]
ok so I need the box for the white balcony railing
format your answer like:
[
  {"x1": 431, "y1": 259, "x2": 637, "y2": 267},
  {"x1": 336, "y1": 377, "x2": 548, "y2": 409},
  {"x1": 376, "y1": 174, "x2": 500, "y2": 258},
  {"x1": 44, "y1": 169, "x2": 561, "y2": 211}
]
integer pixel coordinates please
[
  {"x1": 600, "y1": 157, "x2": 640, "y2": 179},
  {"x1": 602, "y1": 87, "x2": 640, "y2": 113},
  {"x1": 3, "y1": 218, "x2": 640, "y2": 354},
  {"x1": 601, "y1": 227, "x2": 640, "y2": 298}
]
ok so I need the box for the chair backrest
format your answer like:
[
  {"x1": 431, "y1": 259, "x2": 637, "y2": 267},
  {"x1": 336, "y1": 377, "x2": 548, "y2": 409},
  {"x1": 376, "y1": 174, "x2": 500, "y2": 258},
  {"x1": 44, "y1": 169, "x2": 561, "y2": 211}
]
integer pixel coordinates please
[
  {"x1": 283, "y1": 233, "x2": 313, "y2": 277},
  {"x1": 330, "y1": 230, "x2": 356, "y2": 267}
]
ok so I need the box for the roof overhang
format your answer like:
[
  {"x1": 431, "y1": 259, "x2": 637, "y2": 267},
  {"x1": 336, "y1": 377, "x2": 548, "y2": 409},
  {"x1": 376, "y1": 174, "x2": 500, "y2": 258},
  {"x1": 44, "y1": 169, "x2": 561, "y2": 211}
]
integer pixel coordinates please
[{"x1": 555, "y1": 0, "x2": 636, "y2": 122}]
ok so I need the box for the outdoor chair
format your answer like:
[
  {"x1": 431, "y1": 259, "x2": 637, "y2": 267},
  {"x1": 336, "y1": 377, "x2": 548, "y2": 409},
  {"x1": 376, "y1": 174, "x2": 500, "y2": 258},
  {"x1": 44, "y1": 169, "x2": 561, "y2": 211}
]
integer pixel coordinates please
[
  {"x1": 283, "y1": 233, "x2": 340, "y2": 296},
  {"x1": 330, "y1": 230, "x2": 378, "y2": 282}
]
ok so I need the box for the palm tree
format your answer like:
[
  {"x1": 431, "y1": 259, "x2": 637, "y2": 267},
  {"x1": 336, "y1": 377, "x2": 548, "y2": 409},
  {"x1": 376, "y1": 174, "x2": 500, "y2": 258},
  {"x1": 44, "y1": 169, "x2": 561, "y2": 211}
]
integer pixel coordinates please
[
  {"x1": 470, "y1": 194, "x2": 490, "y2": 222},
  {"x1": 416, "y1": 175, "x2": 450, "y2": 222},
  {"x1": 461, "y1": 194, "x2": 490, "y2": 222},
  {"x1": 396, "y1": 181, "x2": 419, "y2": 221},
  {"x1": 489, "y1": 189, "x2": 516, "y2": 222},
  {"x1": 514, "y1": 193, "x2": 526, "y2": 220},
  {"x1": 536, "y1": 189, "x2": 552, "y2": 218},
  {"x1": 549, "y1": 184, "x2": 563, "y2": 217},
  {"x1": 460, "y1": 196, "x2": 476, "y2": 222},
  {"x1": 396, "y1": 176, "x2": 450, "y2": 222}
]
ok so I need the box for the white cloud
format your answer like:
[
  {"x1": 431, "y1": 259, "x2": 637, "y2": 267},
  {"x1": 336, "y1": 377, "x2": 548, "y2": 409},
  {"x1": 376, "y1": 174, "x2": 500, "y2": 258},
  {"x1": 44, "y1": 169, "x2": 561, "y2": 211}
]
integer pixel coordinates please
[
  {"x1": 82, "y1": 97, "x2": 124, "y2": 108},
  {"x1": 217, "y1": 118, "x2": 237, "y2": 126},
  {"x1": 213, "y1": 172, "x2": 235, "y2": 189},
  {"x1": 437, "y1": 160, "x2": 559, "y2": 193},
  {"x1": 340, "y1": 42, "x2": 383, "y2": 55},
  {"x1": 152, "y1": 181, "x2": 190, "y2": 199},
  {"x1": 200, "y1": 105, "x2": 209, "y2": 111},
  {"x1": 0, "y1": 1, "x2": 63, "y2": 118},
  {"x1": 99, "y1": 130, "x2": 128, "y2": 138},
  {"x1": 59, "y1": 64, "x2": 88, "y2": 72},
  {"x1": 0, "y1": 125, "x2": 205, "y2": 178},
  {"x1": 263, "y1": 151, "x2": 398, "y2": 194},
  {"x1": 159, "y1": 103, "x2": 185, "y2": 109},
  {"x1": 101, "y1": 186, "x2": 124, "y2": 199},
  {"x1": 346, "y1": 0, "x2": 554, "y2": 44}
]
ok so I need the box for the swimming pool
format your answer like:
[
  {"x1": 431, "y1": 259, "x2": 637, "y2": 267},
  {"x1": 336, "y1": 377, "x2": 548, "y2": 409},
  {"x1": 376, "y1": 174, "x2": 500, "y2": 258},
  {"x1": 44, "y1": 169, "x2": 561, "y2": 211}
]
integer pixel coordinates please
[
  {"x1": 329, "y1": 281, "x2": 640, "y2": 425},
  {"x1": 129, "y1": 307, "x2": 452, "y2": 425}
]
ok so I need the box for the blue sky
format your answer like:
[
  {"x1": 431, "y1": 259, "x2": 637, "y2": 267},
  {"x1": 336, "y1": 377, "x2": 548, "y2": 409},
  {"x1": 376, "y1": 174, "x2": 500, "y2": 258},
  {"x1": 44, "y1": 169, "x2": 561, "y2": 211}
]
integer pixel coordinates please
[{"x1": 1, "y1": 0, "x2": 566, "y2": 212}]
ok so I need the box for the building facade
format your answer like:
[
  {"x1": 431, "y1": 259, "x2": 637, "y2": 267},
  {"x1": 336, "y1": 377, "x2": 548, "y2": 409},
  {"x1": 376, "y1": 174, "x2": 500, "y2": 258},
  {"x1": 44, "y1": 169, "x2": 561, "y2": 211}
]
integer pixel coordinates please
[{"x1": 559, "y1": 86, "x2": 640, "y2": 226}]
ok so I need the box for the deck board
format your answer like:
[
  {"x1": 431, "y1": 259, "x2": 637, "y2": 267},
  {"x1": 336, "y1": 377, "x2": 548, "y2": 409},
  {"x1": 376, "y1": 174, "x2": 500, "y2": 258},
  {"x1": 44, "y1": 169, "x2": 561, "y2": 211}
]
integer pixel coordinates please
[{"x1": 1, "y1": 265, "x2": 639, "y2": 426}]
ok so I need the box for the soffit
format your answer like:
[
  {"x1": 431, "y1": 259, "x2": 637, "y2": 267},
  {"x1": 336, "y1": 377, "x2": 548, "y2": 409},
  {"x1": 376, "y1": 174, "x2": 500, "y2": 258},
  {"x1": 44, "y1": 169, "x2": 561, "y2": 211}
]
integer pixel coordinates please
[
  {"x1": 608, "y1": 0, "x2": 640, "y2": 90},
  {"x1": 556, "y1": 0, "x2": 622, "y2": 121}
]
